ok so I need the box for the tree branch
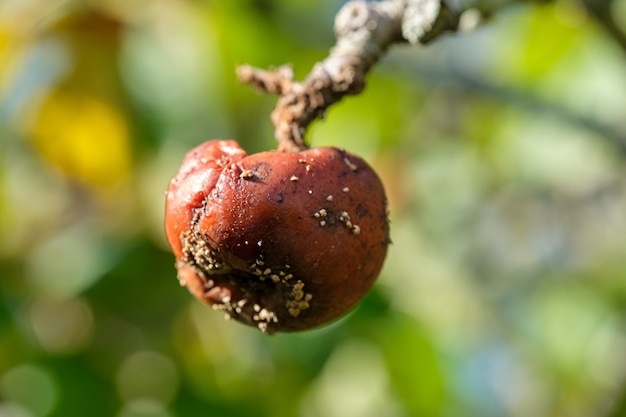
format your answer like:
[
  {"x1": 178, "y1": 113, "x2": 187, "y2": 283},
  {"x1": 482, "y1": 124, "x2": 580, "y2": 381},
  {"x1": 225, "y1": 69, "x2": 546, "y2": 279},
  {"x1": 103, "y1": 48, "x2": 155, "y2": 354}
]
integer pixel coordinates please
[{"x1": 237, "y1": 0, "x2": 529, "y2": 152}]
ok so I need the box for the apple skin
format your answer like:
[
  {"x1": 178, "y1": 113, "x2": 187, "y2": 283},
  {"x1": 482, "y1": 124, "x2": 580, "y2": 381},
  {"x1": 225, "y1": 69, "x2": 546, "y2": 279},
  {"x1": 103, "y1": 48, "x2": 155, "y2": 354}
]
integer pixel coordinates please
[{"x1": 165, "y1": 140, "x2": 389, "y2": 333}]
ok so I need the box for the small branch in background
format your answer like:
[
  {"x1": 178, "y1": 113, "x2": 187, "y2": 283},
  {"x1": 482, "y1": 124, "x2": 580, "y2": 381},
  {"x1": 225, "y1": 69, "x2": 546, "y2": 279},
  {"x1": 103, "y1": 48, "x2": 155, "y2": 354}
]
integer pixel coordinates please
[
  {"x1": 580, "y1": 0, "x2": 626, "y2": 56},
  {"x1": 237, "y1": 0, "x2": 528, "y2": 152}
]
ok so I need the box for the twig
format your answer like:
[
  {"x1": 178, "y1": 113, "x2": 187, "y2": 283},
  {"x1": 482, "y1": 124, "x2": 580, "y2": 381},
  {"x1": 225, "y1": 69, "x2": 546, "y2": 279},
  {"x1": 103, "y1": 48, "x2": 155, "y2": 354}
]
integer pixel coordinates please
[{"x1": 237, "y1": 0, "x2": 528, "y2": 152}]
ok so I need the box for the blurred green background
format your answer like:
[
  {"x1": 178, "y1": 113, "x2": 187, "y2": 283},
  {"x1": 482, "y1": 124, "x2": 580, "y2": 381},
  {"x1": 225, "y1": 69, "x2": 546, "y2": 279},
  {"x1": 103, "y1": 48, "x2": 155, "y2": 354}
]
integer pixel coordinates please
[{"x1": 1, "y1": 0, "x2": 626, "y2": 416}]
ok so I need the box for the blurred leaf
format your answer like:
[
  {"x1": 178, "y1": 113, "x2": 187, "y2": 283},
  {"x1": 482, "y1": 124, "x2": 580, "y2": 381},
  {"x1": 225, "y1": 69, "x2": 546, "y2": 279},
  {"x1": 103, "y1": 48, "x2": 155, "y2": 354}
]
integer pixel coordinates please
[
  {"x1": 28, "y1": 89, "x2": 132, "y2": 189},
  {"x1": 517, "y1": 2, "x2": 587, "y2": 81},
  {"x1": 376, "y1": 314, "x2": 447, "y2": 417}
]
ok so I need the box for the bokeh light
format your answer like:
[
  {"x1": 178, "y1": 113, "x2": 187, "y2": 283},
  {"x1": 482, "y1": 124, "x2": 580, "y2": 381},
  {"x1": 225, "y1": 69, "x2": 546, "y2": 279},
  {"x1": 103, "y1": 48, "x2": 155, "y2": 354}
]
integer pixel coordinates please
[{"x1": 0, "y1": 364, "x2": 58, "y2": 417}]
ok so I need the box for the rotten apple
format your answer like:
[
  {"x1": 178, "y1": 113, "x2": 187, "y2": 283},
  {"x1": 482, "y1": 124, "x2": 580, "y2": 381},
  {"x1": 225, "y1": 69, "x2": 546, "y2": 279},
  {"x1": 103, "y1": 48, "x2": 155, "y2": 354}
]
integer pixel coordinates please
[{"x1": 165, "y1": 140, "x2": 389, "y2": 332}]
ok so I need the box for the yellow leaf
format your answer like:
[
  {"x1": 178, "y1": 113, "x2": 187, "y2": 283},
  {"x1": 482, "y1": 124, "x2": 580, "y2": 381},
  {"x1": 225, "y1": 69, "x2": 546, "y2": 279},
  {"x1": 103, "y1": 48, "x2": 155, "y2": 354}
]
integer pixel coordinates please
[{"x1": 28, "y1": 90, "x2": 132, "y2": 189}]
